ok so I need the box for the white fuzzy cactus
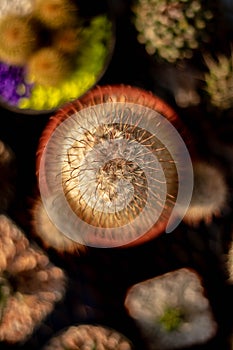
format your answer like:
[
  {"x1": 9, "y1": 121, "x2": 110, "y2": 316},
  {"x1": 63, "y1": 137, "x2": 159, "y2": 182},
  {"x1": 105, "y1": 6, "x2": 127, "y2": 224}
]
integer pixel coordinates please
[
  {"x1": 183, "y1": 161, "x2": 228, "y2": 226},
  {"x1": 125, "y1": 268, "x2": 217, "y2": 350}
]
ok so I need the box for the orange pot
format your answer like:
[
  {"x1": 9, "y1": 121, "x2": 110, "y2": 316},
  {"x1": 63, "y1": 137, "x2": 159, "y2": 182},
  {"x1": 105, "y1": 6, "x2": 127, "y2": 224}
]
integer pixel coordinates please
[{"x1": 36, "y1": 85, "x2": 194, "y2": 248}]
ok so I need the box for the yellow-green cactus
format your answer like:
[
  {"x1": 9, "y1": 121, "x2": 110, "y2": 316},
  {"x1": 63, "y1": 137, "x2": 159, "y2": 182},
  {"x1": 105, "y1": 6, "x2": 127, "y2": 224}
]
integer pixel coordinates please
[
  {"x1": 159, "y1": 307, "x2": 184, "y2": 332},
  {"x1": 204, "y1": 53, "x2": 233, "y2": 110}
]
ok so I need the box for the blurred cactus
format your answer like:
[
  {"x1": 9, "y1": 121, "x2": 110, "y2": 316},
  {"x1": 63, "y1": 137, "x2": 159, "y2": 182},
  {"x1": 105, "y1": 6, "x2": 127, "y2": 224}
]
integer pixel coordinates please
[
  {"x1": 159, "y1": 307, "x2": 184, "y2": 332},
  {"x1": 183, "y1": 161, "x2": 228, "y2": 226},
  {"x1": 52, "y1": 27, "x2": 81, "y2": 55},
  {"x1": 132, "y1": 0, "x2": 213, "y2": 63},
  {"x1": 124, "y1": 268, "x2": 217, "y2": 350},
  {"x1": 0, "y1": 140, "x2": 16, "y2": 211},
  {"x1": 0, "y1": 14, "x2": 39, "y2": 66},
  {"x1": 42, "y1": 324, "x2": 134, "y2": 350},
  {"x1": 31, "y1": 197, "x2": 87, "y2": 254},
  {"x1": 26, "y1": 47, "x2": 73, "y2": 86},
  {"x1": 33, "y1": 0, "x2": 79, "y2": 29},
  {"x1": 204, "y1": 52, "x2": 233, "y2": 111},
  {"x1": 0, "y1": 215, "x2": 66, "y2": 343},
  {"x1": 18, "y1": 14, "x2": 113, "y2": 110},
  {"x1": 152, "y1": 61, "x2": 202, "y2": 107}
]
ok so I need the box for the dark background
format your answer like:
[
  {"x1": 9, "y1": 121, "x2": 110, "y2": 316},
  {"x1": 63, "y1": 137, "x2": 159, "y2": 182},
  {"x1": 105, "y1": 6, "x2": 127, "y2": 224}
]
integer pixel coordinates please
[{"x1": 1, "y1": 1, "x2": 233, "y2": 349}]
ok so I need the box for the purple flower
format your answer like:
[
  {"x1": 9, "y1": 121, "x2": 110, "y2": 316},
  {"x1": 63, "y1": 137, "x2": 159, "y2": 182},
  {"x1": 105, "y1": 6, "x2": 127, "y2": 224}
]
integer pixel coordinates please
[{"x1": 0, "y1": 61, "x2": 33, "y2": 106}]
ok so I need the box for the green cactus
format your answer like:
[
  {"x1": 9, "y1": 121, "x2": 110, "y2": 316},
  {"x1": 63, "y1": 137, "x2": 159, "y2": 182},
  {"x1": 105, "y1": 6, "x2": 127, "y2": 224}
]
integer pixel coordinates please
[
  {"x1": 204, "y1": 53, "x2": 233, "y2": 110},
  {"x1": 132, "y1": 0, "x2": 214, "y2": 63},
  {"x1": 159, "y1": 306, "x2": 184, "y2": 332}
]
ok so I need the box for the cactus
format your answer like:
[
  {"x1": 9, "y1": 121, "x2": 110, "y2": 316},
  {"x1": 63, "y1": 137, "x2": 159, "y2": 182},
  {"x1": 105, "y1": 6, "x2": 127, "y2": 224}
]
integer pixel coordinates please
[
  {"x1": 124, "y1": 268, "x2": 217, "y2": 349},
  {"x1": 132, "y1": 0, "x2": 214, "y2": 63},
  {"x1": 33, "y1": 0, "x2": 79, "y2": 29},
  {"x1": 0, "y1": 14, "x2": 39, "y2": 66},
  {"x1": 204, "y1": 52, "x2": 233, "y2": 110},
  {"x1": 31, "y1": 197, "x2": 87, "y2": 254},
  {"x1": 183, "y1": 160, "x2": 228, "y2": 226},
  {"x1": 0, "y1": 215, "x2": 66, "y2": 343},
  {"x1": 36, "y1": 85, "x2": 194, "y2": 248},
  {"x1": 42, "y1": 324, "x2": 134, "y2": 350},
  {"x1": 159, "y1": 307, "x2": 184, "y2": 332},
  {"x1": 52, "y1": 26, "x2": 81, "y2": 55},
  {"x1": 26, "y1": 47, "x2": 72, "y2": 86}
]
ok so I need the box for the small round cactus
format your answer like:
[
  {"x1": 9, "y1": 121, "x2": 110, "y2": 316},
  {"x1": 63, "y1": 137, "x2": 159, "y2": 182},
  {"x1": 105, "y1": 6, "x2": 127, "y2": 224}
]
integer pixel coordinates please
[
  {"x1": 33, "y1": 0, "x2": 79, "y2": 29},
  {"x1": 183, "y1": 160, "x2": 228, "y2": 226},
  {"x1": 26, "y1": 47, "x2": 72, "y2": 86},
  {"x1": 0, "y1": 14, "x2": 38, "y2": 66},
  {"x1": 52, "y1": 27, "x2": 81, "y2": 55},
  {"x1": 132, "y1": 0, "x2": 214, "y2": 63},
  {"x1": 42, "y1": 324, "x2": 134, "y2": 350}
]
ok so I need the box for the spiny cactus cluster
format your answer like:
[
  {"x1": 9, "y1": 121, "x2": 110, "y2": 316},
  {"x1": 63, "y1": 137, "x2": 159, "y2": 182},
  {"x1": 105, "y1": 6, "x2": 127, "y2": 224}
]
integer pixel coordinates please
[
  {"x1": 42, "y1": 324, "x2": 134, "y2": 350},
  {"x1": 132, "y1": 0, "x2": 213, "y2": 63},
  {"x1": 0, "y1": 215, "x2": 66, "y2": 343},
  {"x1": 204, "y1": 52, "x2": 233, "y2": 111},
  {"x1": 0, "y1": 0, "x2": 80, "y2": 87}
]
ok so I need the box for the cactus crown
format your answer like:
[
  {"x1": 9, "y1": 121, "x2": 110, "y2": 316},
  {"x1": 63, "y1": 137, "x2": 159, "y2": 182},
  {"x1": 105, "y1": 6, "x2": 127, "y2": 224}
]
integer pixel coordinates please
[{"x1": 159, "y1": 306, "x2": 184, "y2": 332}]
